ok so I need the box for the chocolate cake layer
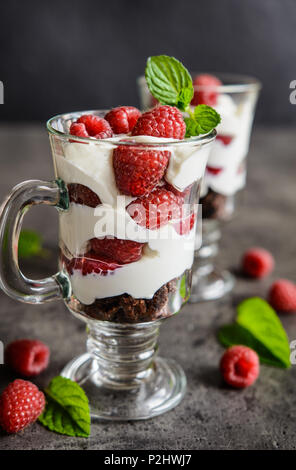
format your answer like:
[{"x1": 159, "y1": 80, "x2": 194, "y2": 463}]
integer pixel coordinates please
[{"x1": 83, "y1": 279, "x2": 177, "y2": 323}]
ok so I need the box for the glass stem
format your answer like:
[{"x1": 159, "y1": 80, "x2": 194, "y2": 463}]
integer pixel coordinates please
[
  {"x1": 194, "y1": 221, "x2": 221, "y2": 275},
  {"x1": 86, "y1": 320, "x2": 160, "y2": 389}
]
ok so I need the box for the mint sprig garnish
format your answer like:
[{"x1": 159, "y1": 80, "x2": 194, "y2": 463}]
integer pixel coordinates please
[
  {"x1": 218, "y1": 297, "x2": 291, "y2": 368},
  {"x1": 39, "y1": 376, "x2": 90, "y2": 438},
  {"x1": 145, "y1": 55, "x2": 221, "y2": 136},
  {"x1": 145, "y1": 55, "x2": 193, "y2": 111}
]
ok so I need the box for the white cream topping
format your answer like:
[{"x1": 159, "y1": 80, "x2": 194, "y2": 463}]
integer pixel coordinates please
[
  {"x1": 165, "y1": 143, "x2": 210, "y2": 190},
  {"x1": 68, "y1": 226, "x2": 195, "y2": 303}
]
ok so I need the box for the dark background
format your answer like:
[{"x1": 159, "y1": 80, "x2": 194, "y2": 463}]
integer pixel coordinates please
[{"x1": 0, "y1": 0, "x2": 295, "y2": 123}]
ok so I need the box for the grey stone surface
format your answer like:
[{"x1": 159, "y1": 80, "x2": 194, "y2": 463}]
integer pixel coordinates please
[{"x1": 0, "y1": 124, "x2": 295, "y2": 450}]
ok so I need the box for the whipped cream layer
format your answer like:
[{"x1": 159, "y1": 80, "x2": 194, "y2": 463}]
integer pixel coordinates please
[
  {"x1": 203, "y1": 94, "x2": 254, "y2": 196},
  {"x1": 53, "y1": 134, "x2": 209, "y2": 302},
  {"x1": 68, "y1": 226, "x2": 195, "y2": 303}
]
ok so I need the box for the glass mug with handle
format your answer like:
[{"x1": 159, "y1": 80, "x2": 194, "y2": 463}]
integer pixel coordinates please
[{"x1": 0, "y1": 110, "x2": 216, "y2": 420}]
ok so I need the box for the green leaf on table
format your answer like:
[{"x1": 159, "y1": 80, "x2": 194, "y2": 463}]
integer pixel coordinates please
[
  {"x1": 237, "y1": 297, "x2": 291, "y2": 368},
  {"x1": 18, "y1": 229, "x2": 46, "y2": 259},
  {"x1": 218, "y1": 323, "x2": 289, "y2": 368},
  {"x1": 38, "y1": 376, "x2": 90, "y2": 438},
  {"x1": 145, "y1": 55, "x2": 194, "y2": 111},
  {"x1": 218, "y1": 297, "x2": 291, "y2": 369}
]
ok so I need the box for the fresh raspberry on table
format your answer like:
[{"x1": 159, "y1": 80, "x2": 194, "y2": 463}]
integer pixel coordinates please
[
  {"x1": 5, "y1": 339, "x2": 50, "y2": 377},
  {"x1": 105, "y1": 106, "x2": 141, "y2": 134},
  {"x1": 132, "y1": 105, "x2": 186, "y2": 139},
  {"x1": 64, "y1": 251, "x2": 122, "y2": 276},
  {"x1": 268, "y1": 279, "x2": 296, "y2": 313},
  {"x1": 90, "y1": 237, "x2": 144, "y2": 264},
  {"x1": 113, "y1": 145, "x2": 170, "y2": 196},
  {"x1": 220, "y1": 345, "x2": 260, "y2": 389},
  {"x1": 70, "y1": 114, "x2": 113, "y2": 139},
  {"x1": 0, "y1": 379, "x2": 45, "y2": 433},
  {"x1": 242, "y1": 247, "x2": 274, "y2": 278},
  {"x1": 191, "y1": 74, "x2": 222, "y2": 106},
  {"x1": 127, "y1": 187, "x2": 183, "y2": 230},
  {"x1": 68, "y1": 183, "x2": 102, "y2": 208}
]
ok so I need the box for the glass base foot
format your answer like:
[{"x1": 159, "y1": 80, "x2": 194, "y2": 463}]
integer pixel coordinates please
[
  {"x1": 61, "y1": 353, "x2": 186, "y2": 421},
  {"x1": 189, "y1": 267, "x2": 235, "y2": 303}
]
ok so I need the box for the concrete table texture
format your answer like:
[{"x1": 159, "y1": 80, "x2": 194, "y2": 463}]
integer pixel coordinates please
[{"x1": 0, "y1": 124, "x2": 295, "y2": 450}]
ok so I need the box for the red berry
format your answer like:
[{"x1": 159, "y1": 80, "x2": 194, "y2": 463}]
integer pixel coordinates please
[
  {"x1": 216, "y1": 135, "x2": 233, "y2": 146},
  {"x1": 64, "y1": 251, "x2": 122, "y2": 276},
  {"x1": 269, "y1": 279, "x2": 296, "y2": 313},
  {"x1": 191, "y1": 74, "x2": 222, "y2": 106},
  {"x1": 105, "y1": 106, "x2": 141, "y2": 134},
  {"x1": 69, "y1": 123, "x2": 89, "y2": 138},
  {"x1": 90, "y1": 237, "x2": 144, "y2": 264},
  {"x1": 70, "y1": 114, "x2": 113, "y2": 139},
  {"x1": 242, "y1": 247, "x2": 274, "y2": 279},
  {"x1": 132, "y1": 105, "x2": 186, "y2": 139},
  {"x1": 220, "y1": 345, "x2": 259, "y2": 389},
  {"x1": 174, "y1": 212, "x2": 196, "y2": 235},
  {"x1": 113, "y1": 145, "x2": 170, "y2": 196},
  {"x1": 5, "y1": 340, "x2": 49, "y2": 377},
  {"x1": 206, "y1": 166, "x2": 223, "y2": 175},
  {"x1": 68, "y1": 183, "x2": 101, "y2": 208},
  {"x1": 127, "y1": 187, "x2": 183, "y2": 230},
  {"x1": 0, "y1": 379, "x2": 45, "y2": 433}
]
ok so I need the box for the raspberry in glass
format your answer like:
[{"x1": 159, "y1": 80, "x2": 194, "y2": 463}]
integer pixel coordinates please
[{"x1": 132, "y1": 105, "x2": 186, "y2": 139}]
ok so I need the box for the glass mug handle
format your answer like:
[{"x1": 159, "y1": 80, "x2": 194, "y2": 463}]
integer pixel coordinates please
[{"x1": 0, "y1": 178, "x2": 70, "y2": 304}]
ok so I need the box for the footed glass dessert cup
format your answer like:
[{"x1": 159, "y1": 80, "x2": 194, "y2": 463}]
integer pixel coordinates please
[
  {"x1": 139, "y1": 73, "x2": 261, "y2": 302},
  {"x1": 0, "y1": 110, "x2": 216, "y2": 420}
]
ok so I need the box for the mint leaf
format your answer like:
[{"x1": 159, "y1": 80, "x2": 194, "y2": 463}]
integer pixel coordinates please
[
  {"x1": 193, "y1": 105, "x2": 221, "y2": 133},
  {"x1": 18, "y1": 229, "x2": 44, "y2": 258},
  {"x1": 145, "y1": 55, "x2": 193, "y2": 111},
  {"x1": 185, "y1": 105, "x2": 221, "y2": 137},
  {"x1": 218, "y1": 323, "x2": 289, "y2": 368},
  {"x1": 184, "y1": 117, "x2": 200, "y2": 138},
  {"x1": 218, "y1": 297, "x2": 291, "y2": 369},
  {"x1": 38, "y1": 376, "x2": 90, "y2": 437},
  {"x1": 237, "y1": 297, "x2": 290, "y2": 368}
]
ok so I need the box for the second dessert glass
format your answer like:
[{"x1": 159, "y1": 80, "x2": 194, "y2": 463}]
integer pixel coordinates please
[
  {"x1": 138, "y1": 74, "x2": 261, "y2": 302},
  {"x1": 0, "y1": 110, "x2": 216, "y2": 420}
]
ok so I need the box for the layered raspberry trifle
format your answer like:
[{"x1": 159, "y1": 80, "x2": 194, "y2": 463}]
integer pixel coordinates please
[
  {"x1": 192, "y1": 74, "x2": 260, "y2": 222},
  {"x1": 49, "y1": 106, "x2": 216, "y2": 323}
]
